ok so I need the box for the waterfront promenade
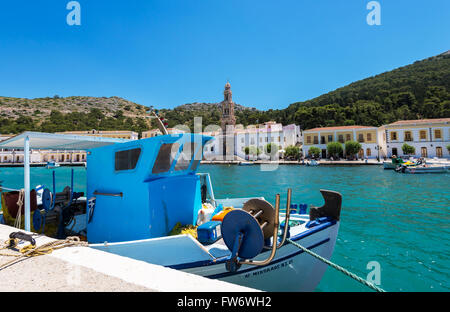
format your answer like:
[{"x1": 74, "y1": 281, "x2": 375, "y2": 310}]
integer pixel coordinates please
[{"x1": 200, "y1": 159, "x2": 384, "y2": 166}]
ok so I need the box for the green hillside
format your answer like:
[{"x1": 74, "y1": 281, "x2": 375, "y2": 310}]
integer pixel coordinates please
[
  {"x1": 1, "y1": 51, "x2": 449, "y2": 134},
  {"x1": 273, "y1": 51, "x2": 450, "y2": 129}
]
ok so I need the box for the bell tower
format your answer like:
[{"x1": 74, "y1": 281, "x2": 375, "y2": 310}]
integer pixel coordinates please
[
  {"x1": 220, "y1": 82, "x2": 236, "y2": 158},
  {"x1": 221, "y1": 82, "x2": 236, "y2": 131}
]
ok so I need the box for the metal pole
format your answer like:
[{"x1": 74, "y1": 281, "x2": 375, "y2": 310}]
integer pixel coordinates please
[{"x1": 24, "y1": 136, "x2": 31, "y2": 232}]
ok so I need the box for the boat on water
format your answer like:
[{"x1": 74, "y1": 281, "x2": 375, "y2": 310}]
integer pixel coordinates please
[
  {"x1": 0, "y1": 131, "x2": 343, "y2": 291},
  {"x1": 45, "y1": 161, "x2": 60, "y2": 169},
  {"x1": 238, "y1": 161, "x2": 254, "y2": 166},
  {"x1": 395, "y1": 163, "x2": 449, "y2": 174},
  {"x1": 383, "y1": 156, "x2": 416, "y2": 170},
  {"x1": 305, "y1": 159, "x2": 319, "y2": 166}
]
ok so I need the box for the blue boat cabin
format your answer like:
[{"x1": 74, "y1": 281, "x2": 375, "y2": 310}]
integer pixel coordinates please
[{"x1": 86, "y1": 133, "x2": 213, "y2": 243}]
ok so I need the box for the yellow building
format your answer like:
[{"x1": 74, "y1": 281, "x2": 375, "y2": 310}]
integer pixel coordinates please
[
  {"x1": 59, "y1": 130, "x2": 138, "y2": 140},
  {"x1": 303, "y1": 125, "x2": 383, "y2": 159},
  {"x1": 141, "y1": 128, "x2": 187, "y2": 139}
]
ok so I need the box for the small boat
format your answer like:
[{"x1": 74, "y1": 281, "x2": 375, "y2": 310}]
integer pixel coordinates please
[
  {"x1": 45, "y1": 161, "x2": 60, "y2": 169},
  {"x1": 0, "y1": 131, "x2": 343, "y2": 292},
  {"x1": 306, "y1": 159, "x2": 319, "y2": 166},
  {"x1": 238, "y1": 161, "x2": 254, "y2": 166},
  {"x1": 383, "y1": 156, "x2": 416, "y2": 170},
  {"x1": 395, "y1": 163, "x2": 449, "y2": 174}
]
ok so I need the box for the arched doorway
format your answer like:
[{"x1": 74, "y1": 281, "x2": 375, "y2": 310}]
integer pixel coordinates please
[{"x1": 358, "y1": 149, "x2": 364, "y2": 159}]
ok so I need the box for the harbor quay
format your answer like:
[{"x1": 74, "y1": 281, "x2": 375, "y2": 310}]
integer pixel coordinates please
[{"x1": 0, "y1": 224, "x2": 257, "y2": 292}]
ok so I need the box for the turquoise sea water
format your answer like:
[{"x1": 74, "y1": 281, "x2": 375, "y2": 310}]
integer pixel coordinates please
[{"x1": 0, "y1": 165, "x2": 449, "y2": 292}]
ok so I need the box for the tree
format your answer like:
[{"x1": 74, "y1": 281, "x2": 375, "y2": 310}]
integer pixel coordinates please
[
  {"x1": 285, "y1": 145, "x2": 300, "y2": 160},
  {"x1": 264, "y1": 143, "x2": 279, "y2": 156},
  {"x1": 402, "y1": 143, "x2": 415, "y2": 156},
  {"x1": 344, "y1": 141, "x2": 362, "y2": 159},
  {"x1": 447, "y1": 145, "x2": 450, "y2": 153},
  {"x1": 308, "y1": 146, "x2": 321, "y2": 158},
  {"x1": 326, "y1": 142, "x2": 343, "y2": 159}
]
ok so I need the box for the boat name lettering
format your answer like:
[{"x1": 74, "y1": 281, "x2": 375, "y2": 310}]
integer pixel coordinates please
[{"x1": 244, "y1": 259, "x2": 294, "y2": 278}]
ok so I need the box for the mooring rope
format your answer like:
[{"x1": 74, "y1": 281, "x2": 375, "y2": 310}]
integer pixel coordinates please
[
  {"x1": 286, "y1": 238, "x2": 386, "y2": 292},
  {"x1": 0, "y1": 236, "x2": 88, "y2": 271}
]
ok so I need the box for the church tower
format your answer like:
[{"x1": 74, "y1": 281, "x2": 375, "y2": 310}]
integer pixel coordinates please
[
  {"x1": 220, "y1": 82, "x2": 236, "y2": 158},
  {"x1": 220, "y1": 82, "x2": 236, "y2": 131}
]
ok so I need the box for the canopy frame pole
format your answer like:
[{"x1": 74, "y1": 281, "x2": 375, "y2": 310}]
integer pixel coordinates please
[{"x1": 24, "y1": 135, "x2": 31, "y2": 232}]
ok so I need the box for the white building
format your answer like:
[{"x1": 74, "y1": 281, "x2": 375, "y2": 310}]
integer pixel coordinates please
[{"x1": 383, "y1": 118, "x2": 450, "y2": 159}]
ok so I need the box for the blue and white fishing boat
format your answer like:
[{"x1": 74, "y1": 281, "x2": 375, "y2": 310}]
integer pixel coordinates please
[{"x1": 0, "y1": 131, "x2": 343, "y2": 292}]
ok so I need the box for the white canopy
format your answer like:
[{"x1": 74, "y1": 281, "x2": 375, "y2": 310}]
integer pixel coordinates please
[
  {"x1": 0, "y1": 131, "x2": 130, "y2": 232},
  {"x1": 0, "y1": 131, "x2": 129, "y2": 150}
]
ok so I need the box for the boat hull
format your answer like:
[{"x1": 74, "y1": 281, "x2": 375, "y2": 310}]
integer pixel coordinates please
[
  {"x1": 403, "y1": 166, "x2": 449, "y2": 174},
  {"x1": 181, "y1": 221, "x2": 339, "y2": 292}
]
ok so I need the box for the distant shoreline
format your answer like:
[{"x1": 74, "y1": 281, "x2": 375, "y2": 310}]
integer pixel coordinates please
[{"x1": 200, "y1": 160, "x2": 384, "y2": 166}]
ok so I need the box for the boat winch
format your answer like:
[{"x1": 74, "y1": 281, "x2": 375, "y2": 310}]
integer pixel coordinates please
[{"x1": 222, "y1": 189, "x2": 292, "y2": 272}]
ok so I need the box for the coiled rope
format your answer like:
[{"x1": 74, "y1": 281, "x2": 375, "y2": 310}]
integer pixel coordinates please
[
  {"x1": 0, "y1": 236, "x2": 88, "y2": 271},
  {"x1": 286, "y1": 238, "x2": 386, "y2": 292}
]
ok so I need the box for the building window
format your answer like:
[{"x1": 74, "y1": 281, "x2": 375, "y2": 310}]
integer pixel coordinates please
[
  {"x1": 366, "y1": 148, "x2": 371, "y2": 156},
  {"x1": 358, "y1": 134, "x2": 364, "y2": 142},
  {"x1": 346, "y1": 134, "x2": 351, "y2": 142},
  {"x1": 251, "y1": 138, "x2": 255, "y2": 145},
  {"x1": 404, "y1": 131, "x2": 412, "y2": 141},
  {"x1": 436, "y1": 147, "x2": 443, "y2": 158},
  {"x1": 278, "y1": 136, "x2": 281, "y2": 142},
  {"x1": 313, "y1": 136, "x2": 318, "y2": 144},
  {"x1": 367, "y1": 133, "x2": 372, "y2": 142},
  {"x1": 115, "y1": 148, "x2": 142, "y2": 171},
  {"x1": 328, "y1": 135, "x2": 333, "y2": 142},
  {"x1": 241, "y1": 138, "x2": 244, "y2": 143},
  {"x1": 320, "y1": 136, "x2": 325, "y2": 144},
  {"x1": 434, "y1": 129, "x2": 442, "y2": 139},
  {"x1": 338, "y1": 135, "x2": 344, "y2": 143},
  {"x1": 306, "y1": 136, "x2": 311, "y2": 144},
  {"x1": 419, "y1": 130, "x2": 427, "y2": 140},
  {"x1": 390, "y1": 132, "x2": 397, "y2": 141}
]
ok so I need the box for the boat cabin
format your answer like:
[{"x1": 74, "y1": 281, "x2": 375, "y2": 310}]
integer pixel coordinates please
[{"x1": 86, "y1": 133, "x2": 213, "y2": 243}]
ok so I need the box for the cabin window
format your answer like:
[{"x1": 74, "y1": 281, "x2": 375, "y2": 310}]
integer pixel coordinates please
[
  {"x1": 115, "y1": 148, "x2": 141, "y2": 171},
  {"x1": 175, "y1": 143, "x2": 198, "y2": 171},
  {"x1": 191, "y1": 158, "x2": 201, "y2": 171},
  {"x1": 152, "y1": 143, "x2": 179, "y2": 174}
]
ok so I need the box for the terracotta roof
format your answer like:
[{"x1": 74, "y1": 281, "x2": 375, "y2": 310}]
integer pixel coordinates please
[
  {"x1": 386, "y1": 118, "x2": 450, "y2": 126},
  {"x1": 304, "y1": 125, "x2": 375, "y2": 132}
]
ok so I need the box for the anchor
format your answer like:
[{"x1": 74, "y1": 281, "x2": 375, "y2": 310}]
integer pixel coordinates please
[{"x1": 222, "y1": 189, "x2": 293, "y2": 272}]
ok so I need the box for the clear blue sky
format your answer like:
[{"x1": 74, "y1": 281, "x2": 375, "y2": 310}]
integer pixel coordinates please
[{"x1": 0, "y1": 0, "x2": 448, "y2": 110}]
